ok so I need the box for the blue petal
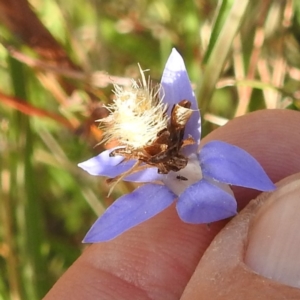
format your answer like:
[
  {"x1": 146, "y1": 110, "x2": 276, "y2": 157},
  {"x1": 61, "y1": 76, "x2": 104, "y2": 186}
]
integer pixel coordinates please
[
  {"x1": 79, "y1": 148, "x2": 163, "y2": 183},
  {"x1": 176, "y1": 179, "x2": 237, "y2": 223},
  {"x1": 199, "y1": 141, "x2": 276, "y2": 191},
  {"x1": 83, "y1": 184, "x2": 176, "y2": 242},
  {"x1": 161, "y1": 49, "x2": 201, "y2": 154},
  {"x1": 125, "y1": 167, "x2": 163, "y2": 182},
  {"x1": 78, "y1": 148, "x2": 134, "y2": 178}
]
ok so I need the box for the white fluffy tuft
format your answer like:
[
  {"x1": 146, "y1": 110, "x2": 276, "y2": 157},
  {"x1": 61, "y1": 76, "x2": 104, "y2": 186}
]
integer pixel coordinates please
[{"x1": 100, "y1": 68, "x2": 168, "y2": 148}]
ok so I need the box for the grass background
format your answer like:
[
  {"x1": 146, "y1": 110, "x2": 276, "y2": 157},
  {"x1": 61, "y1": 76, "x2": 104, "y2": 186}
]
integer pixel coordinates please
[{"x1": 0, "y1": 0, "x2": 299, "y2": 298}]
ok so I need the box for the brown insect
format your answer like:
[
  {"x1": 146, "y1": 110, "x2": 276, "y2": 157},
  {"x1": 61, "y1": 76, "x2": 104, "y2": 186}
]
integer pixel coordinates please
[
  {"x1": 107, "y1": 99, "x2": 195, "y2": 187},
  {"x1": 176, "y1": 175, "x2": 188, "y2": 181}
]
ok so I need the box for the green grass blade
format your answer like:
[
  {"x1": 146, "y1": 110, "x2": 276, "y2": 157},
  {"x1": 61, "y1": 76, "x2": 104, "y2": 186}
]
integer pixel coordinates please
[
  {"x1": 198, "y1": 0, "x2": 250, "y2": 112},
  {"x1": 8, "y1": 56, "x2": 47, "y2": 299}
]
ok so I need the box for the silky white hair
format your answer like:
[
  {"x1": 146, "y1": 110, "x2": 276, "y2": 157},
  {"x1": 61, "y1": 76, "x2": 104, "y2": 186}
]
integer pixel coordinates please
[{"x1": 100, "y1": 66, "x2": 168, "y2": 148}]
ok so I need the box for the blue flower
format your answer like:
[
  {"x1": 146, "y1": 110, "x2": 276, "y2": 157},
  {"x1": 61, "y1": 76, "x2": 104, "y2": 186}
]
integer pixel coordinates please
[{"x1": 79, "y1": 49, "x2": 275, "y2": 242}]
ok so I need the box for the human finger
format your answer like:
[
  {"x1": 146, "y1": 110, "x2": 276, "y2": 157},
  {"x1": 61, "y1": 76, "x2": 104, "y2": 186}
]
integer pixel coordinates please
[
  {"x1": 44, "y1": 109, "x2": 300, "y2": 299},
  {"x1": 180, "y1": 173, "x2": 300, "y2": 300}
]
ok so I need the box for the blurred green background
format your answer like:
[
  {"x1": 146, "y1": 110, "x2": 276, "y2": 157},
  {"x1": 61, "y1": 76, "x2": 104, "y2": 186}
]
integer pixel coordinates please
[{"x1": 0, "y1": 0, "x2": 299, "y2": 298}]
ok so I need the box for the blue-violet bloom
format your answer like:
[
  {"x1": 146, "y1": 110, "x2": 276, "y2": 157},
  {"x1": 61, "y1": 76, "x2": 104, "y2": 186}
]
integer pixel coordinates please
[{"x1": 79, "y1": 49, "x2": 276, "y2": 242}]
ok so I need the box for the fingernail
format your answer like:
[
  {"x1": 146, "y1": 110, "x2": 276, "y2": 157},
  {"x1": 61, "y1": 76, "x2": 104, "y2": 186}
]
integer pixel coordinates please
[{"x1": 245, "y1": 174, "x2": 300, "y2": 288}]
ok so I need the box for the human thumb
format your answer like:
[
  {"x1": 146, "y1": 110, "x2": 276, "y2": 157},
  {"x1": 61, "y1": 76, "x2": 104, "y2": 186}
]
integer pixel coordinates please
[{"x1": 181, "y1": 172, "x2": 300, "y2": 300}]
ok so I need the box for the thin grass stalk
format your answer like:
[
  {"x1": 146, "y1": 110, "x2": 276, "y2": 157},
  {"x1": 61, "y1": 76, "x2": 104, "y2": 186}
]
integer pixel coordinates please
[
  {"x1": 197, "y1": 0, "x2": 250, "y2": 112},
  {"x1": 1, "y1": 169, "x2": 21, "y2": 300}
]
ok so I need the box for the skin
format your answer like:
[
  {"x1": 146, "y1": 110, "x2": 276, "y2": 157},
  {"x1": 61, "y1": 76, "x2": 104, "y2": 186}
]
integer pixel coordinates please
[{"x1": 44, "y1": 109, "x2": 300, "y2": 299}]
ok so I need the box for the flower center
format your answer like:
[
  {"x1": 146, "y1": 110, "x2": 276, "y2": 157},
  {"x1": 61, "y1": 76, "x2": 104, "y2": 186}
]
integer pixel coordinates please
[{"x1": 162, "y1": 154, "x2": 203, "y2": 195}]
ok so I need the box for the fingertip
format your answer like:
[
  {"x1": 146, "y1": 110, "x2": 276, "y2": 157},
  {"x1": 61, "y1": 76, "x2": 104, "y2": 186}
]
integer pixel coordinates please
[
  {"x1": 202, "y1": 109, "x2": 300, "y2": 207},
  {"x1": 245, "y1": 173, "x2": 300, "y2": 289},
  {"x1": 180, "y1": 173, "x2": 300, "y2": 299},
  {"x1": 202, "y1": 109, "x2": 300, "y2": 179}
]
